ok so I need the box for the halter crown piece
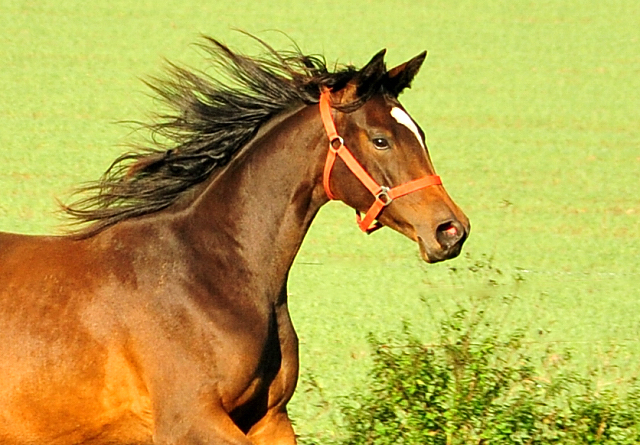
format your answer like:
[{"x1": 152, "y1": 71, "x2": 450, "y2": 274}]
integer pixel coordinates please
[{"x1": 319, "y1": 89, "x2": 443, "y2": 234}]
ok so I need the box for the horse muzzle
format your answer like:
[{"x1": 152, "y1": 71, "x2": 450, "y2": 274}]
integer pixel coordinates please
[{"x1": 417, "y1": 219, "x2": 469, "y2": 263}]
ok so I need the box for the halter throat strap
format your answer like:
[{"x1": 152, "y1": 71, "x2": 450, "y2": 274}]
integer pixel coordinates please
[{"x1": 319, "y1": 90, "x2": 442, "y2": 234}]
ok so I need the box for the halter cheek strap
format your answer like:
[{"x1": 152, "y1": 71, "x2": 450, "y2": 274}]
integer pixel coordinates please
[{"x1": 319, "y1": 90, "x2": 442, "y2": 234}]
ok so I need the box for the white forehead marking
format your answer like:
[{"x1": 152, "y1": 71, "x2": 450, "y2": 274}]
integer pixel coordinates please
[{"x1": 390, "y1": 107, "x2": 425, "y2": 149}]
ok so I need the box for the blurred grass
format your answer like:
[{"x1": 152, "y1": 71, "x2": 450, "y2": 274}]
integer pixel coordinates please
[{"x1": 1, "y1": 0, "x2": 639, "y2": 438}]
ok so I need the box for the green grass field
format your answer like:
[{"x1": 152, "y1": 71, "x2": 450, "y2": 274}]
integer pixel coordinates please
[{"x1": 1, "y1": 0, "x2": 639, "y2": 440}]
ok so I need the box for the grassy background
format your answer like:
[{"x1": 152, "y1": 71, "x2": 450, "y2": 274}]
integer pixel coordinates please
[{"x1": 1, "y1": 0, "x2": 639, "y2": 439}]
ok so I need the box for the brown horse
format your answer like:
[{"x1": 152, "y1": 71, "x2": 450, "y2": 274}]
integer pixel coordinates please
[{"x1": 0, "y1": 38, "x2": 468, "y2": 444}]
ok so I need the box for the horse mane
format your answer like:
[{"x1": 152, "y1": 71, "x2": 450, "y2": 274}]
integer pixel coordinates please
[{"x1": 63, "y1": 35, "x2": 388, "y2": 236}]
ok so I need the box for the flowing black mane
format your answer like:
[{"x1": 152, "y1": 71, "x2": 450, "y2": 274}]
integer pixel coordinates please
[{"x1": 64, "y1": 36, "x2": 400, "y2": 236}]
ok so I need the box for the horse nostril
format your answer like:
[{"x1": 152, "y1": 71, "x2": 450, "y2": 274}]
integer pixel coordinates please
[{"x1": 436, "y1": 220, "x2": 465, "y2": 249}]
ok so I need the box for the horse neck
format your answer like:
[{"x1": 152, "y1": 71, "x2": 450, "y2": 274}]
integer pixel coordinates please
[{"x1": 180, "y1": 104, "x2": 328, "y2": 294}]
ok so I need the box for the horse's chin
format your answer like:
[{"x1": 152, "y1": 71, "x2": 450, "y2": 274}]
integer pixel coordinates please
[{"x1": 417, "y1": 236, "x2": 463, "y2": 264}]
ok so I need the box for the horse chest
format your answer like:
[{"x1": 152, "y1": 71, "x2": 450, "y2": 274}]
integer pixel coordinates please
[{"x1": 216, "y1": 302, "x2": 298, "y2": 415}]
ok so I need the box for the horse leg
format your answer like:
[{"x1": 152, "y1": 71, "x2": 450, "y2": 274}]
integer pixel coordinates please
[
  {"x1": 153, "y1": 410, "x2": 253, "y2": 445},
  {"x1": 246, "y1": 409, "x2": 296, "y2": 445}
]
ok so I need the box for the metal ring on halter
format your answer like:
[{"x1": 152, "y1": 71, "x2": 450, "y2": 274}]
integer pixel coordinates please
[
  {"x1": 376, "y1": 186, "x2": 393, "y2": 206},
  {"x1": 329, "y1": 136, "x2": 344, "y2": 151}
]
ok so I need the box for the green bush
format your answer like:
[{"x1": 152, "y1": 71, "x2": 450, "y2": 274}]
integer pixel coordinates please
[
  {"x1": 300, "y1": 258, "x2": 640, "y2": 445},
  {"x1": 334, "y1": 313, "x2": 640, "y2": 445}
]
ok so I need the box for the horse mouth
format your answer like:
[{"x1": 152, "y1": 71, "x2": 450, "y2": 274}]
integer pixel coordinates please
[{"x1": 417, "y1": 235, "x2": 464, "y2": 263}]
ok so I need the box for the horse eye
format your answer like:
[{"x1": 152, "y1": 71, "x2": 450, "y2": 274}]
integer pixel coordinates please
[{"x1": 372, "y1": 137, "x2": 390, "y2": 150}]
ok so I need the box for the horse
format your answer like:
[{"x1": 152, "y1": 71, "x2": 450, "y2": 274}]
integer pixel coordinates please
[{"x1": 0, "y1": 37, "x2": 469, "y2": 445}]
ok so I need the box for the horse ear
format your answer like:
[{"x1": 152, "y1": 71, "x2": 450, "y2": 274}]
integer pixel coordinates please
[
  {"x1": 354, "y1": 49, "x2": 387, "y2": 96},
  {"x1": 384, "y1": 51, "x2": 427, "y2": 96},
  {"x1": 359, "y1": 49, "x2": 387, "y2": 79}
]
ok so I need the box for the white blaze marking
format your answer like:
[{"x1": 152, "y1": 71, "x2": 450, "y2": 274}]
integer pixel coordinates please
[{"x1": 390, "y1": 107, "x2": 425, "y2": 149}]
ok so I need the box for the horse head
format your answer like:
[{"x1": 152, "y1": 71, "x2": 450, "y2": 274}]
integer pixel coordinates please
[{"x1": 320, "y1": 50, "x2": 470, "y2": 263}]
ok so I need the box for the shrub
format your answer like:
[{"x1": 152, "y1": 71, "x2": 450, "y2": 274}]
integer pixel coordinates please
[
  {"x1": 300, "y1": 258, "x2": 640, "y2": 444},
  {"x1": 329, "y1": 308, "x2": 640, "y2": 445},
  {"x1": 322, "y1": 309, "x2": 640, "y2": 445}
]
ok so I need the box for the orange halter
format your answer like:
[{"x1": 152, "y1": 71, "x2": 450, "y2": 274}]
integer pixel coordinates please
[{"x1": 319, "y1": 90, "x2": 442, "y2": 234}]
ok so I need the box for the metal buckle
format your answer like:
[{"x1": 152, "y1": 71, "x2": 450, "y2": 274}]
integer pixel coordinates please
[
  {"x1": 329, "y1": 136, "x2": 344, "y2": 152},
  {"x1": 376, "y1": 186, "x2": 393, "y2": 206}
]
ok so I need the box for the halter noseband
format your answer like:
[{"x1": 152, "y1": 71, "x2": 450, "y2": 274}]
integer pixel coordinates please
[{"x1": 319, "y1": 90, "x2": 442, "y2": 234}]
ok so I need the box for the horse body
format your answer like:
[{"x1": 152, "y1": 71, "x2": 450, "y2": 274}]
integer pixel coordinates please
[
  {"x1": 0, "y1": 231, "x2": 149, "y2": 443},
  {"x1": 0, "y1": 39, "x2": 468, "y2": 444},
  {"x1": 0, "y1": 104, "x2": 322, "y2": 444}
]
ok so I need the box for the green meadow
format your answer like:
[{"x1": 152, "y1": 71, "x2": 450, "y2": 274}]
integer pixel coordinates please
[{"x1": 1, "y1": 0, "x2": 639, "y2": 439}]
